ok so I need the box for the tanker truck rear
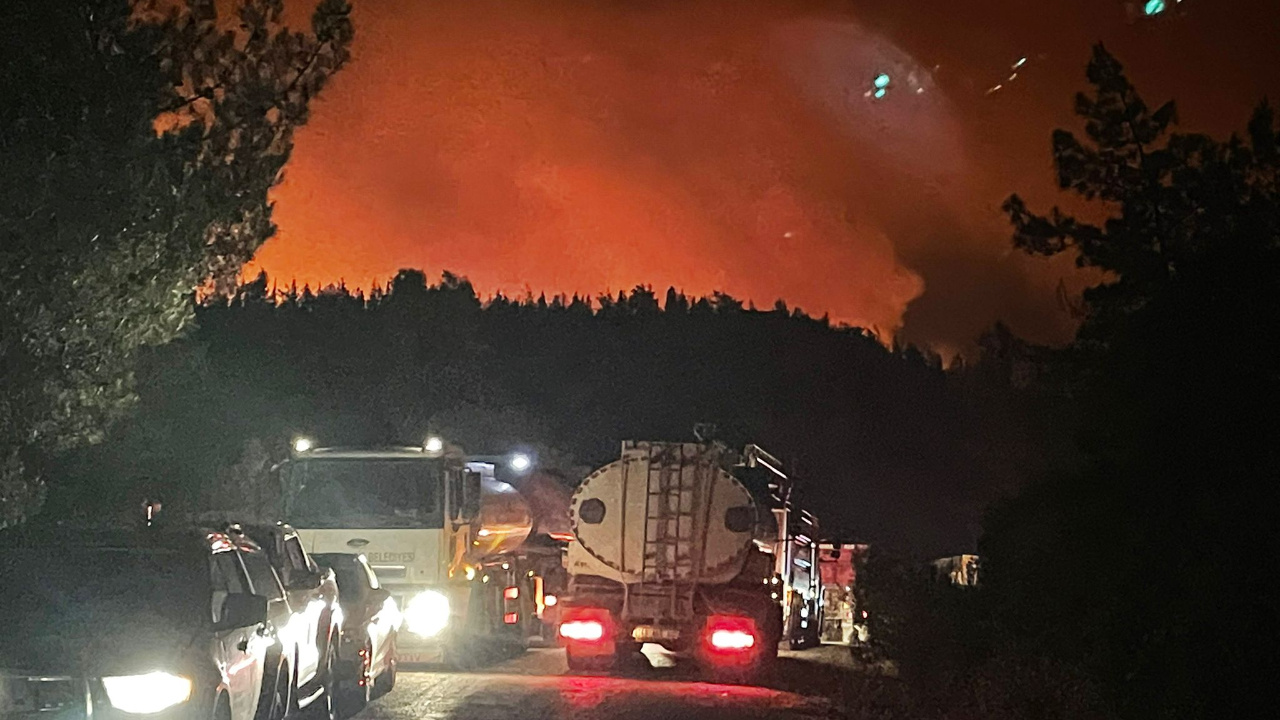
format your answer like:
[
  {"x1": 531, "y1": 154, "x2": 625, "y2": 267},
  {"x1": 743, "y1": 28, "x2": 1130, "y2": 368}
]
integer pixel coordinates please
[{"x1": 560, "y1": 441, "x2": 783, "y2": 673}]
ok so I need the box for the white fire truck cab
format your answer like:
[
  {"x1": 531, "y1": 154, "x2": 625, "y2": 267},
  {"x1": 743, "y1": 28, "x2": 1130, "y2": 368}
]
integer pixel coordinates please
[{"x1": 278, "y1": 442, "x2": 537, "y2": 665}]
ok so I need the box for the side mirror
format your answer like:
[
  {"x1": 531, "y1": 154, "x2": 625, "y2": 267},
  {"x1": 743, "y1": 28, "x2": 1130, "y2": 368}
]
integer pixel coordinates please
[
  {"x1": 218, "y1": 593, "x2": 268, "y2": 629},
  {"x1": 367, "y1": 588, "x2": 391, "y2": 606},
  {"x1": 287, "y1": 571, "x2": 322, "y2": 592},
  {"x1": 462, "y1": 471, "x2": 482, "y2": 521}
]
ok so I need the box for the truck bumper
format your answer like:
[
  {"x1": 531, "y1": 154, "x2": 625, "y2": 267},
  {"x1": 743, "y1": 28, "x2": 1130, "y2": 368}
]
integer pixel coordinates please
[
  {"x1": 393, "y1": 639, "x2": 445, "y2": 665},
  {"x1": 385, "y1": 585, "x2": 450, "y2": 665}
]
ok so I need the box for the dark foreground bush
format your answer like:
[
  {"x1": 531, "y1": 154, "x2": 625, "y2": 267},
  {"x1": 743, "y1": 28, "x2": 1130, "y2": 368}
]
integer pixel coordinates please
[{"x1": 853, "y1": 551, "x2": 1114, "y2": 720}]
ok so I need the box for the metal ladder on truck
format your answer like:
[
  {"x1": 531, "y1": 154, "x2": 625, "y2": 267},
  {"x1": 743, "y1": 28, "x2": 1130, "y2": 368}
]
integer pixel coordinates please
[{"x1": 639, "y1": 444, "x2": 712, "y2": 624}]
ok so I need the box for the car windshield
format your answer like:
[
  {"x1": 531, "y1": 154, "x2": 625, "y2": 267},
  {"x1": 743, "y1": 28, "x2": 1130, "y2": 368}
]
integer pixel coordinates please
[
  {"x1": 288, "y1": 458, "x2": 443, "y2": 529},
  {"x1": 0, "y1": 547, "x2": 206, "y2": 640}
]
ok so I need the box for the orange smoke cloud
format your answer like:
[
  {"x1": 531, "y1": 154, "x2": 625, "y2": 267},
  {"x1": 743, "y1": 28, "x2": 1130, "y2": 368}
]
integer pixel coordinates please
[
  {"x1": 251, "y1": 0, "x2": 1280, "y2": 350},
  {"x1": 252, "y1": 0, "x2": 928, "y2": 334}
]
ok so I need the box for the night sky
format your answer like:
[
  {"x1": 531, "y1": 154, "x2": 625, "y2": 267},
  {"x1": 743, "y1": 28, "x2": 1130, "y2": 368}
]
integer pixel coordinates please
[{"x1": 251, "y1": 0, "x2": 1280, "y2": 352}]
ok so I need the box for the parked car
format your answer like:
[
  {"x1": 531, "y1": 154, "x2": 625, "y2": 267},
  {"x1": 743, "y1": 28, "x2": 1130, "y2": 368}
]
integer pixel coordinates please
[
  {"x1": 0, "y1": 526, "x2": 287, "y2": 720},
  {"x1": 225, "y1": 523, "x2": 341, "y2": 720},
  {"x1": 312, "y1": 553, "x2": 399, "y2": 707}
]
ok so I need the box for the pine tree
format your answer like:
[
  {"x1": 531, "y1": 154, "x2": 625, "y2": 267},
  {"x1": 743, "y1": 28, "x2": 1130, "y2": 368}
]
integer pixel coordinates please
[{"x1": 0, "y1": 0, "x2": 355, "y2": 528}]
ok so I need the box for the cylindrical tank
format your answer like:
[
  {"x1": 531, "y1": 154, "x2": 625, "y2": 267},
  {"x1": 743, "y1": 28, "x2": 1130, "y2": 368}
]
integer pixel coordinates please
[
  {"x1": 567, "y1": 442, "x2": 758, "y2": 586},
  {"x1": 468, "y1": 474, "x2": 533, "y2": 559}
]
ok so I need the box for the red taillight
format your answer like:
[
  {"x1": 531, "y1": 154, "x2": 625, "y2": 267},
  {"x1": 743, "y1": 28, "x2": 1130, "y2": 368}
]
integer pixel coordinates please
[
  {"x1": 559, "y1": 607, "x2": 615, "y2": 659},
  {"x1": 504, "y1": 586, "x2": 520, "y2": 600},
  {"x1": 704, "y1": 615, "x2": 758, "y2": 654},
  {"x1": 504, "y1": 611, "x2": 519, "y2": 624},
  {"x1": 710, "y1": 628, "x2": 755, "y2": 650},
  {"x1": 559, "y1": 620, "x2": 605, "y2": 642}
]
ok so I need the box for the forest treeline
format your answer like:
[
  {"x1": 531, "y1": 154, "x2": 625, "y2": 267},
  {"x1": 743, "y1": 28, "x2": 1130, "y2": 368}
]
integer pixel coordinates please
[{"x1": 45, "y1": 270, "x2": 1072, "y2": 556}]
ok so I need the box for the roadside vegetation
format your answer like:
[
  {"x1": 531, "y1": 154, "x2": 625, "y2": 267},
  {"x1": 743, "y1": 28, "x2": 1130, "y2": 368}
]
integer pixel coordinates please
[
  {"x1": 839, "y1": 46, "x2": 1279, "y2": 720},
  {"x1": 1, "y1": 0, "x2": 353, "y2": 527}
]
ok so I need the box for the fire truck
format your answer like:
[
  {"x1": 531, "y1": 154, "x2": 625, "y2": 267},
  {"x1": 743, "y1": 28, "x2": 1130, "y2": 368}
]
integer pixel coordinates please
[
  {"x1": 276, "y1": 439, "x2": 548, "y2": 665},
  {"x1": 732, "y1": 445, "x2": 823, "y2": 650}
]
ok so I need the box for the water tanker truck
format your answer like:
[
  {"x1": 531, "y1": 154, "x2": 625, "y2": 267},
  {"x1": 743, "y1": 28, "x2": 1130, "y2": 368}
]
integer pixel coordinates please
[{"x1": 559, "y1": 441, "x2": 786, "y2": 673}]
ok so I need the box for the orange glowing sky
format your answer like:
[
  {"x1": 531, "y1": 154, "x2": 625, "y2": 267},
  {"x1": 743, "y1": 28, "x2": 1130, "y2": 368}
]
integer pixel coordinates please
[{"x1": 250, "y1": 0, "x2": 1280, "y2": 351}]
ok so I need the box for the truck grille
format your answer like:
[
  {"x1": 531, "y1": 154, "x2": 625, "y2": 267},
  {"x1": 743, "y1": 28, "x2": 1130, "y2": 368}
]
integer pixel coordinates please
[
  {"x1": 369, "y1": 565, "x2": 407, "y2": 579},
  {"x1": 0, "y1": 675, "x2": 88, "y2": 720}
]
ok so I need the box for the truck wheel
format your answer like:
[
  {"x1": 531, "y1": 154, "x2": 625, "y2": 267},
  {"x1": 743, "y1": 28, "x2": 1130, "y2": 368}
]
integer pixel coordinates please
[
  {"x1": 608, "y1": 641, "x2": 647, "y2": 672},
  {"x1": 565, "y1": 649, "x2": 615, "y2": 673},
  {"x1": 787, "y1": 624, "x2": 805, "y2": 650},
  {"x1": 753, "y1": 621, "x2": 780, "y2": 665},
  {"x1": 565, "y1": 651, "x2": 589, "y2": 673},
  {"x1": 755, "y1": 640, "x2": 779, "y2": 675}
]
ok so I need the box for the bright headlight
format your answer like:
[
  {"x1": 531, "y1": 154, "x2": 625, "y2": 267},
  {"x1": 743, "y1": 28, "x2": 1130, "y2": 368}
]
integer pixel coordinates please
[
  {"x1": 403, "y1": 590, "x2": 450, "y2": 637},
  {"x1": 102, "y1": 672, "x2": 192, "y2": 714}
]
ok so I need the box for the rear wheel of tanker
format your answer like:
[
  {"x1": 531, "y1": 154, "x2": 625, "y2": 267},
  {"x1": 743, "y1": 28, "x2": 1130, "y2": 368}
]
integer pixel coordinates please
[
  {"x1": 754, "y1": 637, "x2": 779, "y2": 680},
  {"x1": 564, "y1": 650, "x2": 589, "y2": 673},
  {"x1": 695, "y1": 645, "x2": 772, "y2": 685},
  {"x1": 761, "y1": 607, "x2": 782, "y2": 663},
  {"x1": 788, "y1": 631, "x2": 806, "y2": 651},
  {"x1": 565, "y1": 647, "x2": 615, "y2": 673},
  {"x1": 612, "y1": 641, "x2": 647, "y2": 672}
]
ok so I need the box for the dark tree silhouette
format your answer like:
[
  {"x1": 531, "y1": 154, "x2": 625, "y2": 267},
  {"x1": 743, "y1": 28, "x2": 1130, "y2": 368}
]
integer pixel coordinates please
[
  {"x1": 984, "y1": 45, "x2": 1280, "y2": 719},
  {"x1": 0, "y1": 0, "x2": 353, "y2": 527}
]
